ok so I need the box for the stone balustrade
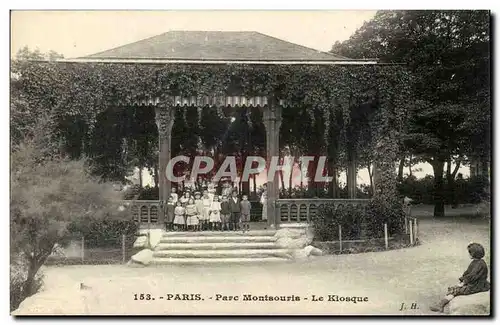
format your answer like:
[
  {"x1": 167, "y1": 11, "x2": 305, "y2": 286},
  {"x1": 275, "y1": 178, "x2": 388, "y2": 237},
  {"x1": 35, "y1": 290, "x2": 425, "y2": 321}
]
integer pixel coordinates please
[{"x1": 276, "y1": 198, "x2": 370, "y2": 223}]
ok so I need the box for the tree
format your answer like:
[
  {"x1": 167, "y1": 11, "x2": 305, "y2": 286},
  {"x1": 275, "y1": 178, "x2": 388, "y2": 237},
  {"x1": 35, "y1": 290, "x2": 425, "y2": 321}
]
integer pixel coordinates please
[
  {"x1": 10, "y1": 118, "x2": 125, "y2": 310},
  {"x1": 332, "y1": 10, "x2": 490, "y2": 217}
]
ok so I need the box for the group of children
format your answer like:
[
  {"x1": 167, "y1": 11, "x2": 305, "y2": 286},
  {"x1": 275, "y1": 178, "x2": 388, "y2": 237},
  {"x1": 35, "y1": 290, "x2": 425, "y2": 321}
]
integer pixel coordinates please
[{"x1": 164, "y1": 186, "x2": 252, "y2": 233}]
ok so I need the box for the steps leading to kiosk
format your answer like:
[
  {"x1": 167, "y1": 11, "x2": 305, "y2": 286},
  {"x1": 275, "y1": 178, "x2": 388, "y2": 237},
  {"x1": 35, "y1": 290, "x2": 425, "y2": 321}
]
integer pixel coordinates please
[{"x1": 152, "y1": 230, "x2": 291, "y2": 264}]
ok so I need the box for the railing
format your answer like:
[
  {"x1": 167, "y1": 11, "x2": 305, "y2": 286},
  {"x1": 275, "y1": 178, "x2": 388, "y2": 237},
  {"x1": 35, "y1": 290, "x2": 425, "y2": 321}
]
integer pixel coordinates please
[
  {"x1": 122, "y1": 200, "x2": 161, "y2": 228},
  {"x1": 276, "y1": 198, "x2": 370, "y2": 223},
  {"x1": 122, "y1": 198, "x2": 376, "y2": 227}
]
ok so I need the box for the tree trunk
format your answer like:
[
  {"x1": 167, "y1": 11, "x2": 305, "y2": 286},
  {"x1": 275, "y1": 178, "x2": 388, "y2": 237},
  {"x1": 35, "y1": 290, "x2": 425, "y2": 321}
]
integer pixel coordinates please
[
  {"x1": 367, "y1": 164, "x2": 374, "y2": 197},
  {"x1": 446, "y1": 158, "x2": 462, "y2": 208},
  {"x1": 153, "y1": 165, "x2": 159, "y2": 190},
  {"x1": 241, "y1": 180, "x2": 250, "y2": 196},
  {"x1": 288, "y1": 159, "x2": 294, "y2": 198},
  {"x1": 299, "y1": 160, "x2": 303, "y2": 189},
  {"x1": 23, "y1": 257, "x2": 39, "y2": 297},
  {"x1": 279, "y1": 169, "x2": 285, "y2": 196},
  {"x1": 327, "y1": 161, "x2": 334, "y2": 198},
  {"x1": 138, "y1": 165, "x2": 143, "y2": 188},
  {"x1": 307, "y1": 156, "x2": 319, "y2": 196},
  {"x1": 397, "y1": 155, "x2": 405, "y2": 181},
  {"x1": 252, "y1": 174, "x2": 257, "y2": 197},
  {"x1": 431, "y1": 159, "x2": 446, "y2": 218},
  {"x1": 408, "y1": 154, "x2": 413, "y2": 177},
  {"x1": 480, "y1": 158, "x2": 489, "y2": 179}
]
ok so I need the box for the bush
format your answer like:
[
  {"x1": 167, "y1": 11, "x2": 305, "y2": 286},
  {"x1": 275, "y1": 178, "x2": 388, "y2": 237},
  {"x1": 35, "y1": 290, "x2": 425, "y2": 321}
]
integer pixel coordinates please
[
  {"x1": 279, "y1": 185, "x2": 370, "y2": 199},
  {"x1": 397, "y1": 175, "x2": 490, "y2": 205},
  {"x1": 136, "y1": 185, "x2": 159, "y2": 200},
  {"x1": 311, "y1": 198, "x2": 405, "y2": 241},
  {"x1": 311, "y1": 204, "x2": 363, "y2": 241},
  {"x1": 11, "y1": 137, "x2": 125, "y2": 308},
  {"x1": 67, "y1": 217, "x2": 138, "y2": 248},
  {"x1": 364, "y1": 196, "x2": 405, "y2": 238}
]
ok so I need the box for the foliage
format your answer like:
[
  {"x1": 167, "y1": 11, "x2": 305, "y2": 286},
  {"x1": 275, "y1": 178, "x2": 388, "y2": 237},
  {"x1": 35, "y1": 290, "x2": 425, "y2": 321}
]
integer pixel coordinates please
[
  {"x1": 10, "y1": 126, "x2": 125, "y2": 309},
  {"x1": 67, "y1": 218, "x2": 138, "y2": 248},
  {"x1": 311, "y1": 201, "x2": 404, "y2": 242},
  {"x1": 279, "y1": 185, "x2": 370, "y2": 199},
  {"x1": 397, "y1": 174, "x2": 489, "y2": 205},
  {"x1": 136, "y1": 185, "x2": 159, "y2": 200},
  {"x1": 12, "y1": 48, "x2": 411, "y2": 189},
  {"x1": 365, "y1": 196, "x2": 405, "y2": 238},
  {"x1": 312, "y1": 204, "x2": 364, "y2": 241},
  {"x1": 332, "y1": 10, "x2": 490, "y2": 217}
]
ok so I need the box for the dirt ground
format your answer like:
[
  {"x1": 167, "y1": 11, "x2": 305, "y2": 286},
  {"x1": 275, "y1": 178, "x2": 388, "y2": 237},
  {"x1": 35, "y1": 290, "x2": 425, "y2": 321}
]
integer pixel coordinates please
[{"x1": 33, "y1": 208, "x2": 490, "y2": 316}]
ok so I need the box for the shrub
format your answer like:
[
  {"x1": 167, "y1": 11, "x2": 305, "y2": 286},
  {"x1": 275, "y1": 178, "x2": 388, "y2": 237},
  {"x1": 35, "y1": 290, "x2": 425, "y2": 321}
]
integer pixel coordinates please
[
  {"x1": 311, "y1": 198, "x2": 405, "y2": 242},
  {"x1": 311, "y1": 204, "x2": 363, "y2": 241},
  {"x1": 279, "y1": 185, "x2": 369, "y2": 199},
  {"x1": 397, "y1": 174, "x2": 490, "y2": 205},
  {"x1": 136, "y1": 185, "x2": 158, "y2": 200},
  {"x1": 10, "y1": 138, "x2": 124, "y2": 310},
  {"x1": 364, "y1": 196, "x2": 405, "y2": 238},
  {"x1": 67, "y1": 217, "x2": 138, "y2": 248}
]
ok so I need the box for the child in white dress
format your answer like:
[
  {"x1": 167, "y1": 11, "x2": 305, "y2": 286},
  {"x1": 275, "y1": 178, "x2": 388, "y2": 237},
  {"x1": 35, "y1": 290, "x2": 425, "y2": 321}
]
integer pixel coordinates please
[
  {"x1": 201, "y1": 190, "x2": 211, "y2": 231},
  {"x1": 209, "y1": 195, "x2": 222, "y2": 231},
  {"x1": 207, "y1": 183, "x2": 216, "y2": 202},
  {"x1": 173, "y1": 201, "x2": 185, "y2": 231},
  {"x1": 179, "y1": 191, "x2": 190, "y2": 207},
  {"x1": 185, "y1": 198, "x2": 199, "y2": 231}
]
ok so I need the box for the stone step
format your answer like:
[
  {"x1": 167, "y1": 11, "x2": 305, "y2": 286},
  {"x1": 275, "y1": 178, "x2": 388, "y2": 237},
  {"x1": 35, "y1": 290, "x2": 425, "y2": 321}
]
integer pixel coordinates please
[
  {"x1": 159, "y1": 236, "x2": 276, "y2": 244},
  {"x1": 151, "y1": 256, "x2": 291, "y2": 265},
  {"x1": 161, "y1": 230, "x2": 276, "y2": 237},
  {"x1": 155, "y1": 242, "x2": 278, "y2": 250},
  {"x1": 153, "y1": 248, "x2": 291, "y2": 258}
]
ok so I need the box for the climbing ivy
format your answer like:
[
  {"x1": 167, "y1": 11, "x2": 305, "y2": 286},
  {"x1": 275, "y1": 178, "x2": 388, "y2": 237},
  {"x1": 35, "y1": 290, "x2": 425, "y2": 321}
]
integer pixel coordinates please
[{"x1": 13, "y1": 60, "x2": 412, "y2": 195}]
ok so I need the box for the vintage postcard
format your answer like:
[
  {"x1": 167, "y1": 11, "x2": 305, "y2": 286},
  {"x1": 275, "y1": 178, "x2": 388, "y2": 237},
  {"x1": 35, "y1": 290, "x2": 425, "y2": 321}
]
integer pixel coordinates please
[{"x1": 10, "y1": 10, "x2": 491, "y2": 316}]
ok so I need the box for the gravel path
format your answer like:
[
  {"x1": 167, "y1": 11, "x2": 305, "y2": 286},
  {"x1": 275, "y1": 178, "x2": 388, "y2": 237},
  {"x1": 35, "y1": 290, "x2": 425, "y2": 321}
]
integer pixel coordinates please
[{"x1": 24, "y1": 216, "x2": 490, "y2": 315}]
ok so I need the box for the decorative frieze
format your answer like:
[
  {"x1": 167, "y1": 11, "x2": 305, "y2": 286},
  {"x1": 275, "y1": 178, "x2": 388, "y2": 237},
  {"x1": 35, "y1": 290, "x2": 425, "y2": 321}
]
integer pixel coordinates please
[{"x1": 131, "y1": 96, "x2": 289, "y2": 108}]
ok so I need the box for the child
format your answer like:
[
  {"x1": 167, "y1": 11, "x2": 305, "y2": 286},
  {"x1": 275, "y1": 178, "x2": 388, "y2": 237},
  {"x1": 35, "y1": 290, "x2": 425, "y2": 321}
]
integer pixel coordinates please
[
  {"x1": 201, "y1": 190, "x2": 211, "y2": 231},
  {"x1": 240, "y1": 194, "x2": 252, "y2": 233},
  {"x1": 430, "y1": 242, "x2": 490, "y2": 312},
  {"x1": 185, "y1": 198, "x2": 199, "y2": 231},
  {"x1": 173, "y1": 201, "x2": 186, "y2": 231},
  {"x1": 165, "y1": 196, "x2": 175, "y2": 231},
  {"x1": 207, "y1": 182, "x2": 216, "y2": 202},
  {"x1": 209, "y1": 195, "x2": 222, "y2": 231},
  {"x1": 260, "y1": 184, "x2": 267, "y2": 222},
  {"x1": 229, "y1": 190, "x2": 241, "y2": 231},
  {"x1": 194, "y1": 191, "x2": 204, "y2": 232},
  {"x1": 220, "y1": 195, "x2": 231, "y2": 231},
  {"x1": 179, "y1": 191, "x2": 191, "y2": 207},
  {"x1": 170, "y1": 187, "x2": 179, "y2": 204},
  {"x1": 222, "y1": 181, "x2": 233, "y2": 198}
]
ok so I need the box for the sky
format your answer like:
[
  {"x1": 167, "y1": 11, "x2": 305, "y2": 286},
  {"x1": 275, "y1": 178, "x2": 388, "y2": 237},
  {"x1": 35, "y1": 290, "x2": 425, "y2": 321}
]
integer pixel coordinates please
[
  {"x1": 10, "y1": 10, "x2": 471, "y2": 187},
  {"x1": 11, "y1": 10, "x2": 377, "y2": 57}
]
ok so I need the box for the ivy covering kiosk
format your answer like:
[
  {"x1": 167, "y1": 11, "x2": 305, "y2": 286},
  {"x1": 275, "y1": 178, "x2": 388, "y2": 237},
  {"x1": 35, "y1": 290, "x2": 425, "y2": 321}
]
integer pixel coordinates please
[{"x1": 26, "y1": 30, "x2": 412, "y2": 229}]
